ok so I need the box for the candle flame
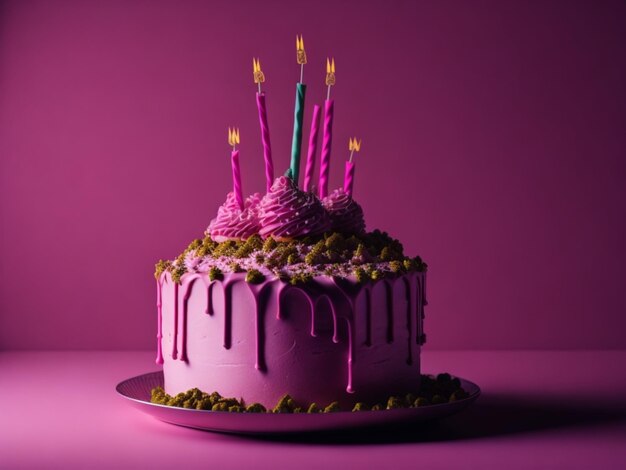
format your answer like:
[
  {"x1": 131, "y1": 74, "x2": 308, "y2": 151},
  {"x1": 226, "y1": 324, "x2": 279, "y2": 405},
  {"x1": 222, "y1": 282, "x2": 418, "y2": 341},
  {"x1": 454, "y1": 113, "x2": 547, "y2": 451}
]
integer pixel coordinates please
[
  {"x1": 349, "y1": 137, "x2": 361, "y2": 152},
  {"x1": 296, "y1": 35, "x2": 307, "y2": 65},
  {"x1": 325, "y1": 57, "x2": 336, "y2": 86},
  {"x1": 252, "y1": 58, "x2": 265, "y2": 84},
  {"x1": 228, "y1": 127, "x2": 240, "y2": 147}
]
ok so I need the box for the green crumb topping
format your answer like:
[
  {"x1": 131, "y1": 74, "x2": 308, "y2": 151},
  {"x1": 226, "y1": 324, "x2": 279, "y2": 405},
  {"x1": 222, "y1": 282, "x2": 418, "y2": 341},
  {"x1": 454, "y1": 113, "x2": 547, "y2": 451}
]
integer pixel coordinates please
[
  {"x1": 307, "y1": 403, "x2": 319, "y2": 414},
  {"x1": 304, "y1": 240, "x2": 326, "y2": 265},
  {"x1": 213, "y1": 240, "x2": 237, "y2": 257},
  {"x1": 352, "y1": 402, "x2": 369, "y2": 412},
  {"x1": 323, "y1": 401, "x2": 340, "y2": 413},
  {"x1": 245, "y1": 403, "x2": 267, "y2": 413},
  {"x1": 449, "y1": 389, "x2": 469, "y2": 401},
  {"x1": 154, "y1": 260, "x2": 172, "y2": 279},
  {"x1": 389, "y1": 260, "x2": 404, "y2": 273},
  {"x1": 286, "y1": 253, "x2": 300, "y2": 264},
  {"x1": 235, "y1": 235, "x2": 263, "y2": 258},
  {"x1": 171, "y1": 265, "x2": 187, "y2": 284},
  {"x1": 262, "y1": 237, "x2": 278, "y2": 253},
  {"x1": 149, "y1": 373, "x2": 467, "y2": 413},
  {"x1": 160, "y1": 229, "x2": 426, "y2": 285},
  {"x1": 209, "y1": 266, "x2": 223, "y2": 281},
  {"x1": 354, "y1": 267, "x2": 368, "y2": 283},
  {"x1": 273, "y1": 394, "x2": 296, "y2": 413},
  {"x1": 386, "y1": 396, "x2": 403, "y2": 409},
  {"x1": 413, "y1": 397, "x2": 429, "y2": 407},
  {"x1": 289, "y1": 272, "x2": 313, "y2": 285},
  {"x1": 229, "y1": 262, "x2": 243, "y2": 273},
  {"x1": 211, "y1": 402, "x2": 229, "y2": 411},
  {"x1": 245, "y1": 269, "x2": 265, "y2": 284}
]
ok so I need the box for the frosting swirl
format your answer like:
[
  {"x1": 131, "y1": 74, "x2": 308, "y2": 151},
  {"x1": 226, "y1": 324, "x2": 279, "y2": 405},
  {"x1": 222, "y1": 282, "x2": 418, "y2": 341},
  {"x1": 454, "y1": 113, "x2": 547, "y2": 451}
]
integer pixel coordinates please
[
  {"x1": 322, "y1": 188, "x2": 366, "y2": 234},
  {"x1": 259, "y1": 176, "x2": 331, "y2": 239},
  {"x1": 207, "y1": 192, "x2": 261, "y2": 242}
]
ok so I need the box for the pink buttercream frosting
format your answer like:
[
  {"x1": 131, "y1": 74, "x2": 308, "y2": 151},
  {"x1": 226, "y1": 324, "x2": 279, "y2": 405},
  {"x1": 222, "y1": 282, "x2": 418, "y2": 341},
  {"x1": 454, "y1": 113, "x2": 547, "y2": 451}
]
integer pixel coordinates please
[
  {"x1": 258, "y1": 176, "x2": 331, "y2": 239},
  {"x1": 322, "y1": 188, "x2": 366, "y2": 234},
  {"x1": 207, "y1": 192, "x2": 262, "y2": 242}
]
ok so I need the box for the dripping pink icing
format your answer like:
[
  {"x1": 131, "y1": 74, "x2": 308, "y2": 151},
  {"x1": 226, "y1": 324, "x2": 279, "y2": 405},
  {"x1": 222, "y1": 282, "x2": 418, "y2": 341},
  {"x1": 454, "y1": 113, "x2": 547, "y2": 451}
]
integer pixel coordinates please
[
  {"x1": 207, "y1": 192, "x2": 262, "y2": 242},
  {"x1": 322, "y1": 188, "x2": 366, "y2": 234},
  {"x1": 155, "y1": 278, "x2": 164, "y2": 365},
  {"x1": 258, "y1": 176, "x2": 331, "y2": 240},
  {"x1": 161, "y1": 270, "x2": 426, "y2": 403}
]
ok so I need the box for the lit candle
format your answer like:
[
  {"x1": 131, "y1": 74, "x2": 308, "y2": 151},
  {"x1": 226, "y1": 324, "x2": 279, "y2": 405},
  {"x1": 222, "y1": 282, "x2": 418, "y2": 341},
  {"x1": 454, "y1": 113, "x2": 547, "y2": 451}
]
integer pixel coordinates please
[
  {"x1": 228, "y1": 127, "x2": 243, "y2": 209},
  {"x1": 319, "y1": 57, "x2": 335, "y2": 199},
  {"x1": 303, "y1": 104, "x2": 322, "y2": 192},
  {"x1": 344, "y1": 137, "x2": 361, "y2": 197},
  {"x1": 253, "y1": 58, "x2": 273, "y2": 192},
  {"x1": 289, "y1": 35, "x2": 307, "y2": 185}
]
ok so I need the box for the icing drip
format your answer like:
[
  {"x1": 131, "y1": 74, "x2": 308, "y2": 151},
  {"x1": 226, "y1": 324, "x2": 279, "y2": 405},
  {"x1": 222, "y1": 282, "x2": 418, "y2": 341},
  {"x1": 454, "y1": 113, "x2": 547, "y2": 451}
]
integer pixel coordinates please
[
  {"x1": 155, "y1": 277, "x2": 164, "y2": 365},
  {"x1": 403, "y1": 276, "x2": 414, "y2": 365},
  {"x1": 246, "y1": 282, "x2": 272, "y2": 371},
  {"x1": 385, "y1": 280, "x2": 394, "y2": 343},
  {"x1": 322, "y1": 188, "x2": 366, "y2": 234},
  {"x1": 208, "y1": 192, "x2": 262, "y2": 242},
  {"x1": 365, "y1": 287, "x2": 372, "y2": 347},
  {"x1": 166, "y1": 271, "x2": 426, "y2": 395},
  {"x1": 172, "y1": 283, "x2": 179, "y2": 360},
  {"x1": 258, "y1": 176, "x2": 331, "y2": 240}
]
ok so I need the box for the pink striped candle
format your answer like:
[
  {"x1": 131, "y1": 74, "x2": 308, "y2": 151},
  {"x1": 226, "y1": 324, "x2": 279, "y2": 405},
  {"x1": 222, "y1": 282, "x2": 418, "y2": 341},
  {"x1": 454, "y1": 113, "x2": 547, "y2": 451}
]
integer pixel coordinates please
[
  {"x1": 231, "y1": 149, "x2": 243, "y2": 210},
  {"x1": 344, "y1": 160, "x2": 355, "y2": 197},
  {"x1": 256, "y1": 92, "x2": 273, "y2": 192},
  {"x1": 303, "y1": 104, "x2": 321, "y2": 192},
  {"x1": 318, "y1": 99, "x2": 334, "y2": 199}
]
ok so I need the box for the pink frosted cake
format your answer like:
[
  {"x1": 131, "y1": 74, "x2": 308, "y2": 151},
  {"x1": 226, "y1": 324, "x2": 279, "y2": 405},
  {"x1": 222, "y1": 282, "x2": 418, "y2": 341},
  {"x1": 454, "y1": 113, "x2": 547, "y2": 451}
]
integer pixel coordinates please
[
  {"x1": 154, "y1": 177, "x2": 427, "y2": 410},
  {"x1": 153, "y1": 42, "x2": 427, "y2": 411}
]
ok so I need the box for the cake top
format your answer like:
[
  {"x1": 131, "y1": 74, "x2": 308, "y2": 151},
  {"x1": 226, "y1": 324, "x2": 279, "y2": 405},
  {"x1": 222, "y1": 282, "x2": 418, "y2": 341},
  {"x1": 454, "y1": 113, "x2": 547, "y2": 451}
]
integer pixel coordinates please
[
  {"x1": 155, "y1": 228, "x2": 427, "y2": 285},
  {"x1": 155, "y1": 38, "x2": 427, "y2": 284}
]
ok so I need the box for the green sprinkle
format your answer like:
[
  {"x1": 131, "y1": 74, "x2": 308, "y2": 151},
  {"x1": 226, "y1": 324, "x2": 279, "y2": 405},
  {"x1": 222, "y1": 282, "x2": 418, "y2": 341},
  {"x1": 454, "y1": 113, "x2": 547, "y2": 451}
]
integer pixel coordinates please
[
  {"x1": 154, "y1": 260, "x2": 172, "y2": 279},
  {"x1": 386, "y1": 396, "x2": 403, "y2": 409},
  {"x1": 307, "y1": 403, "x2": 319, "y2": 414},
  {"x1": 413, "y1": 397, "x2": 429, "y2": 407},
  {"x1": 245, "y1": 403, "x2": 267, "y2": 413},
  {"x1": 352, "y1": 402, "x2": 369, "y2": 412},
  {"x1": 389, "y1": 260, "x2": 404, "y2": 273},
  {"x1": 208, "y1": 266, "x2": 223, "y2": 281},
  {"x1": 262, "y1": 237, "x2": 278, "y2": 253},
  {"x1": 229, "y1": 262, "x2": 243, "y2": 273},
  {"x1": 323, "y1": 401, "x2": 340, "y2": 413},
  {"x1": 245, "y1": 269, "x2": 265, "y2": 284},
  {"x1": 273, "y1": 394, "x2": 296, "y2": 413},
  {"x1": 354, "y1": 267, "x2": 368, "y2": 283}
]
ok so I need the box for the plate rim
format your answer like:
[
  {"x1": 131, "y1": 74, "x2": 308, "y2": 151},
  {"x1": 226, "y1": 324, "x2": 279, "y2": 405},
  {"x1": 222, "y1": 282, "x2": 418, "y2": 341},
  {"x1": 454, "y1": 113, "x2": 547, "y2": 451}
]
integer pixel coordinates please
[{"x1": 116, "y1": 369, "x2": 481, "y2": 417}]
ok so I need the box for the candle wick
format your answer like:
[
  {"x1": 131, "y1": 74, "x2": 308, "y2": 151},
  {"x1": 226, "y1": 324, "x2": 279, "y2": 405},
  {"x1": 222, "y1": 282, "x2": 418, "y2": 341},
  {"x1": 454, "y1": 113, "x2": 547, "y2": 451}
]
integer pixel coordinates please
[
  {"x1": 300, "y1": 64, "x2": 304, "y2": 84},
  {"x1": 326, "y1": 86, "x2": 331, "y2": 101},
  {"x1": 258, "y1": 83, "x2": 261, "y2": 94},
  {"x1": 349, "y1": 150, "x2": 354, "y2": 163}
]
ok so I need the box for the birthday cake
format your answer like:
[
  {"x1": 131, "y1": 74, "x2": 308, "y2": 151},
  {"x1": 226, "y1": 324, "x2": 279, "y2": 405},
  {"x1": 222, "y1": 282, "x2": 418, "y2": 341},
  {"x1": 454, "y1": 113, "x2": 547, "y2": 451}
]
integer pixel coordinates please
[{"x1": 152, "y1": 39, "x2": 428, "y2": 412}]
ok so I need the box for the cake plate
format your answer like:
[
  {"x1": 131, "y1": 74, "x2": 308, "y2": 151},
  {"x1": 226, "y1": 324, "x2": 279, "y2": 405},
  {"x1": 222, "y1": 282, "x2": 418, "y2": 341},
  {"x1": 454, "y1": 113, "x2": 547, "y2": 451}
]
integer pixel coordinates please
[{"x1": 116, "y1": 371, "x2": 480, "y2": 434}]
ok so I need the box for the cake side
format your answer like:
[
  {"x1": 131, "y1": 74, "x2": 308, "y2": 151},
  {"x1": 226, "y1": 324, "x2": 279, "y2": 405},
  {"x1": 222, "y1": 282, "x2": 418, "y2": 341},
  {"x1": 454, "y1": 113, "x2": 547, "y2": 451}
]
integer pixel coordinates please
[{"x1": 157, "y1": 268, "x2": 426, "y2": 408}]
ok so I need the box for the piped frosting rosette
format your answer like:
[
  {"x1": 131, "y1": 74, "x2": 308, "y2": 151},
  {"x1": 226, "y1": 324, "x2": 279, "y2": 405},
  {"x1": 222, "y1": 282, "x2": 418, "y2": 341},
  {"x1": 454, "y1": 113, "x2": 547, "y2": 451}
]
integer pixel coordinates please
[
  {"x1": 259, "y1": 176, "x2": 331, "y2": 240},
  {"x1": 207, "y1": 192, "x2": 262, "y2": 242},
  {"x1": 322, "y1": 188, "x2": 366, "y2": 234}
]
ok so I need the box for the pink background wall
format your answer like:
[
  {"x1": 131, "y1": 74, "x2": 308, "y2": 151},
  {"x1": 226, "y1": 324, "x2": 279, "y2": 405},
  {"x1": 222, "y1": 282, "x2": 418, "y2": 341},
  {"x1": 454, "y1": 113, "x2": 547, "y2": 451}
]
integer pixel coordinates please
[{"x1": 1, "y1": 0, "x2": 625, "y2": 350}]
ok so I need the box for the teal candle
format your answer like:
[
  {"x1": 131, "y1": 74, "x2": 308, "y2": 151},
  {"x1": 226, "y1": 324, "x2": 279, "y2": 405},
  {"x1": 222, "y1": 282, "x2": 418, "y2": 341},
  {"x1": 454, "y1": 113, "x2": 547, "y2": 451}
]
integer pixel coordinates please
[{"x1": 289, "y1": 82, "x2": 307, "y2": 186}]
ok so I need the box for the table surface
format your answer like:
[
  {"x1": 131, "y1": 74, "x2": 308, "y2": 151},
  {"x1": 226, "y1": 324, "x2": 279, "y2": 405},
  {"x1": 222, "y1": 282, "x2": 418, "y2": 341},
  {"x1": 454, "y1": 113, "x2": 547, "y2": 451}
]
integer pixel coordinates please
[{"x1": 1, "y1": 350, "x2": 625, "y2": 470}]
